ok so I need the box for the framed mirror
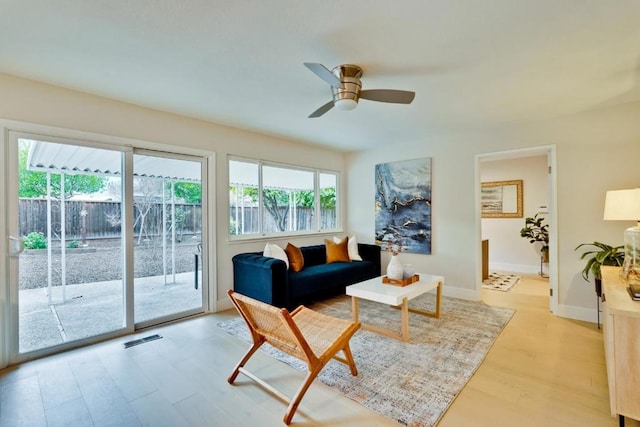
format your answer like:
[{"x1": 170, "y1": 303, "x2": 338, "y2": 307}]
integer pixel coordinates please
[{"x1": 481, "y1": 180, "x2": 523, "y2": 218}]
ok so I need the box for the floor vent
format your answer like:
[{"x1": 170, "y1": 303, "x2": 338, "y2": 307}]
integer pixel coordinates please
[{"x1": 123, "y1": 334, "x2": 163, "y2": 349}]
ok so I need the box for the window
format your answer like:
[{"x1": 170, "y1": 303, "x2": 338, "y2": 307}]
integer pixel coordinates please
[{"x1": 229, "y1": 157, "x2": 338, "y2": 238}]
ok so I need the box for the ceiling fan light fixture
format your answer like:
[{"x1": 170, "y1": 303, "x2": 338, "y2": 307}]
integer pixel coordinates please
[
  {"x1": 334, "y1": 98, "x2": 358, "y2": 111},
  {"x1": 304, "y1": 62, "x2": 415, "y2": 118}
]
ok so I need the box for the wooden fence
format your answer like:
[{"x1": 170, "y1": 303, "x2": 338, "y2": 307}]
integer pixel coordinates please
[
  {"x1": 19, "y1": 200, "x2": 337, "y2": 241},
  {"x1": 229, "y1": 206, "x2": 337, "y2": 234},
  {"x1": 19, "y1": 199, "x2": 202, "y2": 242}
]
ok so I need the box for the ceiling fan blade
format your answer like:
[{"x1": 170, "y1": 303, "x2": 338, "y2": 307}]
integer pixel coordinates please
[
  {"x1": 304, "y1": 62, "x2": 343, "y2": 88},
  {"x1": 308, "y1": 100, "x2": 335, "y2": 118},
  {"x1": 359, "y1": 89, "x2": 415, "y2": 104}
]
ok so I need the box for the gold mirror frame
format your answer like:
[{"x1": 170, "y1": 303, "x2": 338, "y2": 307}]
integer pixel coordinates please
[{"x1": 481, "y1": 180, "x2": 523, "y2": 218}]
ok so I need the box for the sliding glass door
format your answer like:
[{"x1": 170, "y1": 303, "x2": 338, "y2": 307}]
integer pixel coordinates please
[
  {"x1": 132, "y1": 151, "x2": 204, "y2": 325},
  {"x1": 10, "y1": 136, "x2": 126, "y2": 354},
  {"x1": 6, "y1": 133, "x2": 207, "y2": 360}
]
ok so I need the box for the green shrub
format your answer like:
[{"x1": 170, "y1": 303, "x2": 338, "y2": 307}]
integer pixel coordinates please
[
  {"x1": 229, "y1": 218, "x2": 238, "y2": 235},
  {"x1": 24, "y1": 232, "x2": 47, "y2": 249},
  {"x1": 67, "y1": 240, "x2": 80, "y2": 249}
]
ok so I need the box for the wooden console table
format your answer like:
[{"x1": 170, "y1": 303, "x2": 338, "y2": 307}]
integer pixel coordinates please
[{"x1": 602, "y1": 266, "x2": 640, "y2": 426}]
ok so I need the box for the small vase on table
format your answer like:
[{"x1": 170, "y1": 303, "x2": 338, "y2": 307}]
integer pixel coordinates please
[{"x1": 387, "y1": 254, "x2": 404, "y2": 281}]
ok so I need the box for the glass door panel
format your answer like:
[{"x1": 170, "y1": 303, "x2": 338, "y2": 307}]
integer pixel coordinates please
[
  {"x1": 14, "y1": 137, "x2": 125, "y2": 354},
  {"x1": 132, "y1": 152, "x2": 204, "y2": 324}
]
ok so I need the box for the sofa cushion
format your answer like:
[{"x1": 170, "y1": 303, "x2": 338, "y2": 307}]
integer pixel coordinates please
[
  {"x1": 333, "y1": 235, "x2": 363, "y2": 261},
  {"x1": 325, "y1": 238, "x2": 350, "y2": 263},
  {"x1": 263, "y1": 243, "x2": 289, "y2": 268},
  {"x1": 285, "y1": 242, "x2": 304, "y2": 272},
  {"x1": 299, "y1": 245, "x2": 326, "y2": 267},
  {"x1": 289, "y1": 261, "x2": 376, "y2": 299}
]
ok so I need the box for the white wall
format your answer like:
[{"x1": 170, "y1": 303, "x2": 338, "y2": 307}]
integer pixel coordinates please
[
  {"x1": 481, "y1": 155, "x2": 548, "y2": 273},
  {"x1": 0, "y1": 73, "x2": 346, "y2": 311},
  {"x1": 4, "y1": 73, "x2": 640, "y2": 324},
  {"x1": 346, "y1": 103, "x2": 640, "y2": 322}
]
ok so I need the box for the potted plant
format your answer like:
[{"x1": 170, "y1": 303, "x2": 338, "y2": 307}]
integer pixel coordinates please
[
  {"x1": 520, "y1": 213, "x2": 549, "y2": 262},
  {"x1": 575, "y1": 241, "x2": 624, "y2": 297}
]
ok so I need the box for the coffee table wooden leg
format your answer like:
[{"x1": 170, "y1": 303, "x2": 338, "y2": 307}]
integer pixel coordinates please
[
  {"x1": 351, "y1": 296, "x2": 359, "y2": 323},
  {"x1": 356, "y1": 296, "x2": 405, "y2": 341},
  {"x1": 401, "y1": 298, "x2": 409, "y2": 342},
  {"x1": 405, "y1": 281, "x2": 443, "y2": 319}
]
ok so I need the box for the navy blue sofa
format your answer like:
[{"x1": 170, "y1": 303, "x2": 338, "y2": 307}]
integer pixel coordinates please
[{"x1": 232, "y1": 243, "x2": 381, "y2": 310}]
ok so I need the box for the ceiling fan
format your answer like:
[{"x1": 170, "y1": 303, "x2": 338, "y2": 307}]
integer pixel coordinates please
[{"x1": 304, "y1": 62, "x2": 416, "y2": 118}]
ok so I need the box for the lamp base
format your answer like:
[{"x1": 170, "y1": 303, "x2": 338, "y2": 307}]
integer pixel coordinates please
[{"x1": 621, "y1": 226, "x2": 640, "y2": 284}]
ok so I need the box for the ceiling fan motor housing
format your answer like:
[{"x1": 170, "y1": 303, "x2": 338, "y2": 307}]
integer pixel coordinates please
[{"x1": 331, "y1": 64, "x2": 362, "y2": 106}]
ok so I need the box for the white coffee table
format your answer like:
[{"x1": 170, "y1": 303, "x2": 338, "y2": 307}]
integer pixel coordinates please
[{"x1": 345, "y1": 273, "x2": 444, "y2": 342}]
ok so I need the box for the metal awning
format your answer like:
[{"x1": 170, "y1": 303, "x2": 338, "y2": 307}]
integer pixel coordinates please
[{"x1": 27, "y1": 140, "x2": 201, "y2": 182}]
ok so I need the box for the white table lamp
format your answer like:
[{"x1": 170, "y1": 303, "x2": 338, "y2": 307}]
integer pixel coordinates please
[{"x1": 603, "y1": 188, "x2": 640, "y2": 283}]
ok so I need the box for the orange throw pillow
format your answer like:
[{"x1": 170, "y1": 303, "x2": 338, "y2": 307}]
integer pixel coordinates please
[
  {"x1": 285, "y1": 243, "x2": 305, "y2": 272},
  {"x1": 325, "y1": 237, "x2": 351, "y2": 263}
]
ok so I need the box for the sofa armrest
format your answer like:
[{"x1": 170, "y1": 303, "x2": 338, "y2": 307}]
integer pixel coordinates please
[
  {"x1": 357, "y1": 243, "x2": 381, "y2": 276},
  {"x1": 232, "y1": 253, "x2": 289, "y2": 307}
]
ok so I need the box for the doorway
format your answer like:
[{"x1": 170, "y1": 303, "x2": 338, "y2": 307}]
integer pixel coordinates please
[
  {"x1": 476, "y1": 146, "x2": 557, "y2": 313},
  {"x1": 6, "y1": 133, "x2": 207, "y2": 361}
]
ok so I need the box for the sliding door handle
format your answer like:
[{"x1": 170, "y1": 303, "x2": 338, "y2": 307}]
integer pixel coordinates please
[{"x1": 9, "y1": 236, "x2": 24, "y2": 257}]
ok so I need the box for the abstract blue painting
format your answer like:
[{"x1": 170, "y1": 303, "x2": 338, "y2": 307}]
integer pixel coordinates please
[{"x1": 375, "y1": 158, "x2": 432, "y2": 255}]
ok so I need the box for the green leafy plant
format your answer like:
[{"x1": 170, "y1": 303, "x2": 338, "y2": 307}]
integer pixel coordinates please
[
  {"x1": 575, "y1": 241, "x2": 624, "y2": 282},
  {"x1": 67, "y1": 240, "x2": 80, "y2": 249},
  {"x1": 23, "y1": 232, "x2": 47, "y2": 249},
  {"x1": 520, "y1": 213, "x2": 549, "y2": 254},
  {"x1": 173, "y1": 182, "x2": 202, "y2": 204}
]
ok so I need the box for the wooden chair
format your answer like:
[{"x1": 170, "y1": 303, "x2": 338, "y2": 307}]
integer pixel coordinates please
[{"x1": 227, "y1": 290, "x2": 361, "y2": 425}]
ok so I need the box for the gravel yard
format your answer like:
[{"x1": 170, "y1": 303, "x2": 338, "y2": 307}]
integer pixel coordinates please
[{"x1": 19, "y1": 239, "x2": 201, "y2": 290}]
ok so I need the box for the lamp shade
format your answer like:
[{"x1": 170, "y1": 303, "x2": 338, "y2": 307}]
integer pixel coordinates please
[{"x1": 603, "y1": 188, "x2": 640, "y2": 221}]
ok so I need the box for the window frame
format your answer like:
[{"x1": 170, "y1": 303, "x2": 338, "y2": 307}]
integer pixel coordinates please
[{"x1": 228, "y1": 156, "x2": 341, "y2": 241}]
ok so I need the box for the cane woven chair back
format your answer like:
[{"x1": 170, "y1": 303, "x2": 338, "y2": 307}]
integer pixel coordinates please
[{"x1": 229, "y1": 291, "x2": 314, "y2": 363}]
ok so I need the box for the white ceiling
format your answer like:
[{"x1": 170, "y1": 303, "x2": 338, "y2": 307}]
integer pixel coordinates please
[{"x1": 2, "y1": 1, "x2": 640, "y2": 152}]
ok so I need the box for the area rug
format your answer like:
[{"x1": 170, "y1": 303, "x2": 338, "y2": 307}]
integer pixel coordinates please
[
  {"x1": 218, "y1": 294, "x2": 514, "y2": 426},
  {"x1": 482, "y1": 272, "x2": 521, "y2": 291}
]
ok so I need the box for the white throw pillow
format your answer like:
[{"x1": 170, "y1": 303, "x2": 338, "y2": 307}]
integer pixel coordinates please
[
  {"x1": 333, "y1": 235, "x2": 362, "y2": 261},
  {"x1": 263, "y1": 243, "x2": 289, "y2": 268}
]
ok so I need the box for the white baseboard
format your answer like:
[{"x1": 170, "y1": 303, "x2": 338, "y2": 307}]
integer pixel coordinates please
[
  {"x1": 443, "y1": 285, "x2": 480, "y2": 301},
  {"x1": 214, "y1": 298, "x2": 234, "y2": 312},
  {"x1": 556, "y1": 304, "x2": 598, "y2": 324},
  {"x1": 490, "y1": 262, "x2": 540, "y2": 274}
]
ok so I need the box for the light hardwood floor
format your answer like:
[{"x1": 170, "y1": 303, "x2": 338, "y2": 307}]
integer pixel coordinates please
[
  {"x1": 441, "y1": 274, "x2": 638, "y2": 427},
  {"x1": 0, "y1": 274, "x2": 636, "y2": 426}
]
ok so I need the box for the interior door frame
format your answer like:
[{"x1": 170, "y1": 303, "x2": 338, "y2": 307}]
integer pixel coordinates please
[
  {"x1": 475, "y1": 145, "x2": 558, "y2": 314},
  {"x1": 0, "y1": 120, "x2": 215, "y2": 367}
]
